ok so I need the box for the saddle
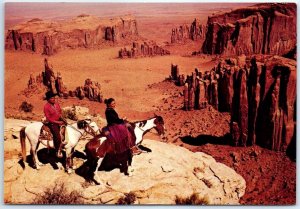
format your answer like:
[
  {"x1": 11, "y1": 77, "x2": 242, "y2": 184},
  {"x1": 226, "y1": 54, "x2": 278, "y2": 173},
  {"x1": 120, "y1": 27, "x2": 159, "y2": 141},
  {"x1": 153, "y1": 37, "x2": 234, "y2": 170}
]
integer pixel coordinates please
[
  {"x1": 39, "y1": 123, "x2": 67, "y2": 149},
  {"x1": 39, "y1": 125, "x2": 53, "y2": 143}
]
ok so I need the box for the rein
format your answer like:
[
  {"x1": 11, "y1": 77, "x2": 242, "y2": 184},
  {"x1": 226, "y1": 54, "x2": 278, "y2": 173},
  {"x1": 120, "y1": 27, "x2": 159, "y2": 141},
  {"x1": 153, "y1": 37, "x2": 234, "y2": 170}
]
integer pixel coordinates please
[
  {"x1": 84, "y1": 124, "x2": 98, "y2": 137},
  {"x1": 137, "y1": 125, "x2": 146, "y2": 132},
  {"x1": 66, "y1": 122, "x2": 97, "y2": 137}
]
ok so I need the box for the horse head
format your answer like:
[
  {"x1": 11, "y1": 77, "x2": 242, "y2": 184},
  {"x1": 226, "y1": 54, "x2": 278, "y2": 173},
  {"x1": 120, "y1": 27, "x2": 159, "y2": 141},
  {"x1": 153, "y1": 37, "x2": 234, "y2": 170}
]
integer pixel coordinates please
[
  {"x1": 153, "y1": 115, "x2": 165, "y2": 136},
  {"x1": 77, "y1": 119, "x2": 100, "y2": 136}
]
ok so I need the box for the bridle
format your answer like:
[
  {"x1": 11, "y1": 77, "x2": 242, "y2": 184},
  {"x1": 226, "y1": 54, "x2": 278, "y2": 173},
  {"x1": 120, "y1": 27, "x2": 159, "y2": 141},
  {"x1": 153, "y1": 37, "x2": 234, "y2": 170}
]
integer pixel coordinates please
[
  {"x1": 67, "y1": 121, "x2": 99, "y2": 137},
  {"x1": 135, "y1": 119, "x2": 165, "y2": 135},
  {"x1": 83, "y1": 122, "x2": 99, "y2": 137}
]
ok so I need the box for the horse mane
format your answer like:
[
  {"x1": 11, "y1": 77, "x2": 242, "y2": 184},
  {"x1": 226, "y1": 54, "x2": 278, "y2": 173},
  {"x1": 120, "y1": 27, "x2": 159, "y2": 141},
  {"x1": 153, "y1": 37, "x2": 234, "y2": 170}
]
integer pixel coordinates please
[
  {"x1": 130, "y1": 119, "x2": 147, "y2": 127},
  {"x1": 130, "y1": 116, "x2": 157, "y2": 126}
]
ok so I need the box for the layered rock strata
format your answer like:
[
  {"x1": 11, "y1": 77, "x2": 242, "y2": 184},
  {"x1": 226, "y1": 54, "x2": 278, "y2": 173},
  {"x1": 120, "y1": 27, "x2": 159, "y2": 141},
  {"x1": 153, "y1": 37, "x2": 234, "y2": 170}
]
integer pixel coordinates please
[
  {"x1": 119, "y1": 41, "x2": 170, "y2": 58},
  {"x1": 202, "y1": 3, "x2": 296, "y2": 56},
  {"x1": 5, "y1": 15, "x2": 139, "y2": 55},
  {"x1": 170, "y1": 55, "x2": 296, "y2": 152},
  {"x1": 171, "y1": 18, "x2": 206, "y2": 43}
]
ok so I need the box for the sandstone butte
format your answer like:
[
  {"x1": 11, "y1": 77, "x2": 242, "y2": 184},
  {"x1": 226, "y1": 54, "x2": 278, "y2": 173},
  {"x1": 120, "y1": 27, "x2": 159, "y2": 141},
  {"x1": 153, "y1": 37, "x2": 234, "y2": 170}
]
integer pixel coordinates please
[
  {"x1": 5, "y1": 14, "x2": 139, "y2": 55},
  {"x1": 202, "y1": 3, "x2": 296, "y2": 56}
]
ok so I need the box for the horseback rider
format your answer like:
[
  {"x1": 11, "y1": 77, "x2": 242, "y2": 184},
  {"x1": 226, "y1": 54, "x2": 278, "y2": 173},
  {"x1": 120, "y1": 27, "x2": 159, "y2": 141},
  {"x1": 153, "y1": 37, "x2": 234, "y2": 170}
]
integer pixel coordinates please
[
  {"x1": 104, "y1": 98, "x2": 142, "y2": 155},
  {"x1": 43, "y1": 91, "x2": 66, "y2": 158}
]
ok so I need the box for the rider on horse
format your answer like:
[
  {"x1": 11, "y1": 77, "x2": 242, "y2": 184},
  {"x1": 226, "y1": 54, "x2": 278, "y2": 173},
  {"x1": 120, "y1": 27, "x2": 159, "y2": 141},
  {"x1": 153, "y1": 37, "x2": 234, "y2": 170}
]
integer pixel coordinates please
[
  {"x1": 104, "y1": 98, "x2": 142, "y2": 155},
  {"x1": 44, "y1": 91, "x2": 66, "y2": 158}
]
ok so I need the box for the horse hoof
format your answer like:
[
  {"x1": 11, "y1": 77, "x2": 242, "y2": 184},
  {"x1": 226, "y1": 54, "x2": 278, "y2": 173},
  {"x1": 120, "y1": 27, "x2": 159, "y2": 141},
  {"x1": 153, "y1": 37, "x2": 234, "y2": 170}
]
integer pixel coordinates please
[
  {"x1": 37, "y1": 162, "x2": 45, "y2": 167},
  {"x1": 125, "y1": 172, "x2": 133, "y2": 177},
  {"x1": 36, "y1": 166, "x2": 41, "y2": 170},
  {"x1": 94, "y1": 178, "x2": 103, "y2": 185},
  {"x1": 95, "y1": 180, "x2": 104, "y2": 186}
]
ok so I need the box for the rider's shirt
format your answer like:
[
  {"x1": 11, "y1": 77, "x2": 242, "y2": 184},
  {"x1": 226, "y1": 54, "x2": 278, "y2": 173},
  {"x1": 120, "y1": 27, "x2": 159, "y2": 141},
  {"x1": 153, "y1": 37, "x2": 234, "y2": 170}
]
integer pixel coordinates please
[
  {"x1": 105, "y1": 107, "x2": 124, "y2": 126},
  {"x1": 44, "y1": 102, "x2": 62, "y2": 123}
]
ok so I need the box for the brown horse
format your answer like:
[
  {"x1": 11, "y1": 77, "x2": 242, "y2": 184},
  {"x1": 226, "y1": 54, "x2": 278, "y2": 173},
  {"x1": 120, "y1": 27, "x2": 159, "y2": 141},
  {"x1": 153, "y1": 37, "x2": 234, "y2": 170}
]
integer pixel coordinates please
[{"x1": 84, "y1": 115, "x2": 165, "y2": 185}]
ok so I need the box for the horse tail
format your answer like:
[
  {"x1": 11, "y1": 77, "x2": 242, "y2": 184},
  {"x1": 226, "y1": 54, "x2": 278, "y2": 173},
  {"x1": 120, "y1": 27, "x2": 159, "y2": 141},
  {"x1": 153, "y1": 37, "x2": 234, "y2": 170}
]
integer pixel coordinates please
[{"x1": 20, "y1": 127, "x2": 27, "y2": 163}]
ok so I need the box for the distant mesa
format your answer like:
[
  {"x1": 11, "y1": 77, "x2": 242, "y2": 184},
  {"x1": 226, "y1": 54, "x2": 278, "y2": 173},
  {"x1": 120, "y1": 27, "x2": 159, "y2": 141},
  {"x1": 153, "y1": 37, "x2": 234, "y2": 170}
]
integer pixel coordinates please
[
  {"x1": 171, "y1": 18, "x2": 206, "y2": 44},
  {"x1": 27, "y1": 18, "x2": 43, "y2": 23},
  {"x1": 118, "y1": 41, "x2": 170, "y2": 58},
  {"x1": 5, "y1": 14, "x2": 139, "y2": 55},
  {"x1": 201, "y1": 3, "x2": 296, "y2": 56},
  {"x1": 77, "y1": 14, "x2": 90, "y2": 18}
]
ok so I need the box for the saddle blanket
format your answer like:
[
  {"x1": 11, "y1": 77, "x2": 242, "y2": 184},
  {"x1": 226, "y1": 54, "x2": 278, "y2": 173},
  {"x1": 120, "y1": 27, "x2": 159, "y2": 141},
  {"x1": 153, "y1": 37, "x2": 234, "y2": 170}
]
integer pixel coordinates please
[{"x1": 108, "y1": 124, "x2": 133, "y2": 153}]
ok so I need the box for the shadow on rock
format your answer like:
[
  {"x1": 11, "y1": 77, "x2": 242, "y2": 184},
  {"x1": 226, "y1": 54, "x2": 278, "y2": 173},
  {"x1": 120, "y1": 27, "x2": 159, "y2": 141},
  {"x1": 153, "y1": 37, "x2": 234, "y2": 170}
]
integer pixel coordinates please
[
  {"x1": 73, "y1": 150, "x2": 87, "y2": 160},
  {"x1": 180, "y1": 133, "x2": 231, "y2": 146},
  {"x1": 37, "y1": 148, "x2": 62, "y2": 170},
  {"x1": 18, "y1": 148, "x2": 61, "y2": 170},
  {"x1": 138, "y1": 144, "x2": 152, "y2": 152},
  {"x1": 76, "y1": 154, "x2": 125, "y2": 182},
  {"x1": 286, "y1": 125, "x2": 296, "y2": 162}
]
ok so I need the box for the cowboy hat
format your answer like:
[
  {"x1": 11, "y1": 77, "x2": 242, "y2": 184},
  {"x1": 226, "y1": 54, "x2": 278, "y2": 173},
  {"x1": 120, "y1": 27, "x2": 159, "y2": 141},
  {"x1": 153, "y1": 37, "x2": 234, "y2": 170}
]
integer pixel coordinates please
[{"x1": 45, "y1": 91, "x2": 57, "y2": 100}]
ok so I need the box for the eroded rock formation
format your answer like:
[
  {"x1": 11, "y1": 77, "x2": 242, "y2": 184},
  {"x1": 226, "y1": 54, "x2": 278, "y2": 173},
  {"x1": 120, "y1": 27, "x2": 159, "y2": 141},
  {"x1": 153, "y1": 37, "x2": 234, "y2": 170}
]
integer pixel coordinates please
[
  {"x1": 225, "y1": 55, "x2": 296, "y2": 152},
  {"x1": 5, "y1": 15, "x2": 139, "y2": 55},
  {"x1": 70, "y1": 79, "x2": 103, "y2": 102},
  {"x1": 171, "y1": 18, "x2": 206, "y2": 43},
  {"x1": 118, "y1": 41, "x2": 170, "y2": 58},
  {"x1": 202, "y1": 3, "x2": 296, "y2": 56},
  {"x1": 170, "y1": 55, "x2": 296, "y2": 153}
]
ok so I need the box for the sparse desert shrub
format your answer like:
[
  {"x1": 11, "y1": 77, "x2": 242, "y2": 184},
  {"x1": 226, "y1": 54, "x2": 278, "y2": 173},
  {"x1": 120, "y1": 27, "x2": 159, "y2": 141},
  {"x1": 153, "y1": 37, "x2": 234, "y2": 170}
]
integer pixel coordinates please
[
  {"x1": 19, "y1": 101, "x2": 33, "y2": 112},
  {"x1": 33, "y1": 182, "x2": 84, "y2": 204},
  {"x1": 62, "y1": 107, "x2": 78, "y2": 121},
  {"x1": 175, "y1": 193, "x2": 208, "y2": 205},
  {"x1": 117, "y1": 192, "x2": 136, "y2": 205}
]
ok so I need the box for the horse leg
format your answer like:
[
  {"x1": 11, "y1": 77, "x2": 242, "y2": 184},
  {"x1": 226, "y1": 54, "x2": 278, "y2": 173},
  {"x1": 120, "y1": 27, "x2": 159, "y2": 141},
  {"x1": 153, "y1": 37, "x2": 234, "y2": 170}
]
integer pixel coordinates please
[
  {"x1": 120, "y1": 151, "x2": 131, "y2": 176},
  {"x1": 35, "y1": 141, "x2": 45, "y2": 167},
  {"x1": 70, "y1": 148, "x2": 76, "y2": 170},
  {"x1": 65, "y1": 147, "x2": 73, "y2": 174},
  {"x1": 125, "y1": 150, "x2": 134, "y2": 176},
  {"x1": 127, "y1": 150, "x2": 134, "y2": 176},
  {"x1": 30, "y1": 141, "x2": 43, "y2": 169},
  {"x1": 94, "y1": 157, "x2": 105, "y2": 185}
]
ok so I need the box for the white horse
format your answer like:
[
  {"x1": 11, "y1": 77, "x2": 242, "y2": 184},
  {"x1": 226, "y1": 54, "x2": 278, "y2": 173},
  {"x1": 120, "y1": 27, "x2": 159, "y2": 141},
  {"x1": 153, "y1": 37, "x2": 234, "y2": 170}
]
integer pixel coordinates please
[
  {"x1": 20, "y1": 119, "x2": 99, "y2": 173},
  {"x1": 85, "y1": 115, "x2": 165, "y2": 184}
]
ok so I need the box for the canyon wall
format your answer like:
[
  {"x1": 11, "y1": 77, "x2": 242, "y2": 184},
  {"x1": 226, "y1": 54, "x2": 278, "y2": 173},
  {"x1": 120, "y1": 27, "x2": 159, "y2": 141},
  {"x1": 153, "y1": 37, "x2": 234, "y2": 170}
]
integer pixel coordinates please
[
  {"x1": 5, "y1": 15, "x2": 139, "y2": 55},
  {"x1": 219, "y1": 55, "x2": 295, "y2": 151},
  {"x1": 171, "y1": 55, "x2": 296, "y2": 152},
  {"x1": 202, "y1": 3, "x2": 296, "y2": 56}
]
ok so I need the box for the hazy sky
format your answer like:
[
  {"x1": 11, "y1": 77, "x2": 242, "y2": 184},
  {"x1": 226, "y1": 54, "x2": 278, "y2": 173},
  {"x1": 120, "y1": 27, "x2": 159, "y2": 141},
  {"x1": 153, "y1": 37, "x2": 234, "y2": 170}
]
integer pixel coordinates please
[{"x1": 5, "y1": 2, "x2": 255, "y2": 20}]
